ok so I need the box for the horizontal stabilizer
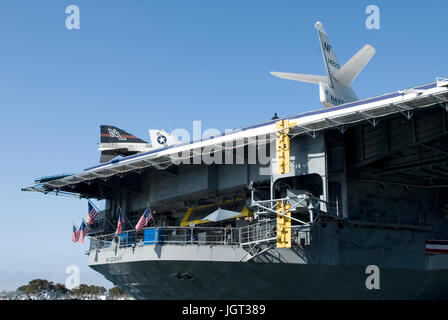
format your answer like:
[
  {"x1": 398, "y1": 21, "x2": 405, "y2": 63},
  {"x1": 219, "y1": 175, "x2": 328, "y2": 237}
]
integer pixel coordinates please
[
  {"x1": 270, "y1": 72, "x2": 329, "y2": 85},
  {"x1": 333, "y1": 45, "x2": 376, "y2": 87}
]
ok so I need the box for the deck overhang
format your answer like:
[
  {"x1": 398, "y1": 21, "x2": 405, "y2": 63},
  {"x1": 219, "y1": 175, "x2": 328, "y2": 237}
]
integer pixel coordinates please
[{"x1": 22, "y1": 80, "x2": 448, "y2": 200}]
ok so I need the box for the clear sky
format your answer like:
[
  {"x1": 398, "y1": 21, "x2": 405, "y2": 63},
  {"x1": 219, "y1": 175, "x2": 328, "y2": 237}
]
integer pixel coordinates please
[{"x1": 0, "y1": 0, "x2": 447, "y2": 291}]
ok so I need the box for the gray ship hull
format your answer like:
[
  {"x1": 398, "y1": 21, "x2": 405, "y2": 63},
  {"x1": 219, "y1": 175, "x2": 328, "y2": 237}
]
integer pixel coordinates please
[{"x1": 91, "y1": 260, "x2": 448, "y2": 299}]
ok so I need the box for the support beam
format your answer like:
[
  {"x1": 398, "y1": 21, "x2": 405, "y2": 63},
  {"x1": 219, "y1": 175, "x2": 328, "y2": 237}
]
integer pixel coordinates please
[
  {"x1": 375, "y1": 157, "x2": 448, "y2": 175},
  {"x1": 324, "y1": 118, "x2": 347, "y2": 134},
  {"x1": 429, "y1": 94, "x2": 448, "y2": 112},
  {"x1": 356, "y1": 111, "x2": 379, "y2": 127},
  {"x1": 419, "y1": 168, "x2": 448, "y2": 181},
  {"x1": 349, "y1": 177, "x2": 448, "y2": 188},
  {"x1": 245, "y1": 245, "x2": 276, "y2": 262},
  {"x1": 291, "y1": 126, "x2": 318, "y2": 139},
  {"x1": 417, "y1": 142, "x2": 448, "y2": 157},
  {"x1": 390, "y1": 103, "x2": 413, "y2": 120}
]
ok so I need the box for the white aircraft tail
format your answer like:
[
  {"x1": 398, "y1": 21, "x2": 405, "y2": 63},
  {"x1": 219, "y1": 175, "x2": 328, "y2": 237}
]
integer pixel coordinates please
[
  {"x1": 148, "y1": 129, "x2": 180, "y2": 150},
  {"x1": 332, "y1": 44, "x2": 375, "y2": 87},
  {"x1": 271, "y1": 21, "x2": 375, "y2": 108},
  {"x1": 315, "y1": 21, "x2": 341, "y2": 87},
  {"x1": 98, "y1": 126, "x2": 180, "y2": 163}
]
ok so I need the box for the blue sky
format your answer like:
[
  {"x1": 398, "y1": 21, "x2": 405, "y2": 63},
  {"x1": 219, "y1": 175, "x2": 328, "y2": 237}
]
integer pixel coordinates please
[{"x1": 0, "y1": 0, "x2": 447, "y2": 291}]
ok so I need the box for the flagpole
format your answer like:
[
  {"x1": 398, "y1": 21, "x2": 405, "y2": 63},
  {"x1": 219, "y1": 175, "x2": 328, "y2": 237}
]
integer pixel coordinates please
[
  {"x1": 136, "y1": 207, "x2": 146, "y2": 231},
  {"x1": 72, "y1": 221, "x2": 79, "y2": 242},
  {"x1": 104, "y1": 216, "x2": 117, "y2": 231},
  {"x1": 119, "y1": 206, "x2": 134, "y2": 231},
  {"x1": 88, "y1": 199, "x2": 101, "y2": 212},
  {"x1": 151, "y1": 211, "x2": 156, "y2": 227},
  {"x1": 146, "y1": 201, "x2": 156, "y2": 227},
  {"x1": 87, "y1": 199, "x2": 116, "y2": 232},
  {"x1": 81, "y1": 217, "x2": 90, "y2": 231}
]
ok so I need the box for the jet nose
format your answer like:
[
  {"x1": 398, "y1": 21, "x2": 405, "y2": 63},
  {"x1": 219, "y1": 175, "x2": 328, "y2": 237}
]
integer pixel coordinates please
[{"x1": 315, "y1": 21, "x2": 323, "y2": 30}]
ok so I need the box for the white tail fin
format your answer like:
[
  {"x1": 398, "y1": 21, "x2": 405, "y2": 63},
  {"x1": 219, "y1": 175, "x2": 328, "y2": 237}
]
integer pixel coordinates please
[
  {"x1": 333, "y1": 45, "x2": 376, "y2": 86},
  {"x1": 315, "y1": 21, "x2": 340, "y2": 87},
  {"x1": 148, "y1": 129, "x2": 180, "y2": 150},
  {"x1": 270, "y1": 21, "x2": 375, "y2": 108}
]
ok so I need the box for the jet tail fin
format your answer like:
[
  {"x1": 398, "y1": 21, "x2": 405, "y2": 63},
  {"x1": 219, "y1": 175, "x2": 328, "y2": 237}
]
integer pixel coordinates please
[
  {"x1": 270, "y1": 72, "x2": 329, "y2": 85},
  {"x1": 148, "y1": 129, "x2": 180, "y2": 150},
  {"x1": 315, "y1": 21, "x2": 341, "y2": 87},
  {"x1": 99, "y1": 125, "x2": 151, "y2": 163},
  {"x1": 100, "y1": 125, "x2": 148, "y2": 144},
  {"x1": 269, "y1": 21, "x2": 374, "y2": 108},
  {"x1": 333, "y1": 45, "x2": 376, "y2": 87}
]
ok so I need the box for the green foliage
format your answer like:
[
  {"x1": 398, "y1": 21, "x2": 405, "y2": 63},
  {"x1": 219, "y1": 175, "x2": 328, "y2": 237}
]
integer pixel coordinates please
[
  {"x1": 71, "y1": 284, "x2": 107, "y2": 296},
  {"x1": 17, "y1": 279, "x2": 106, "y2": 297},
  {"x1": 17, "y1": 279, "x2": 133, "y2": 299},
  {"x1": 53, "y1": 283, "x2": 69, "y2": 295},
  {"x1": 17, "y1": 279, "x2": 55, "y2": 294},
  {"x1": 108, "y1": 286, "x2": 127, "y2": 298}
]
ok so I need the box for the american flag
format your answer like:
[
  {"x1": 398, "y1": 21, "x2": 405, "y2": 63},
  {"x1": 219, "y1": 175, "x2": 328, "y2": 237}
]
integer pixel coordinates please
[
  {"x1": 116, "y1": 210, "x2": 125, "y2": 234},
  {"x1": 86, "y1": 201, "x2": 98, "y2": 225},
  {"x1": 72, "y1": 224, "x2": 80, "y2": 243},
  {"x1": 135, "y1": 207, "x2": 152, "y2": 231},
  {"x1": 78, "y1": 221, "x2": 90, "y2": 244}
]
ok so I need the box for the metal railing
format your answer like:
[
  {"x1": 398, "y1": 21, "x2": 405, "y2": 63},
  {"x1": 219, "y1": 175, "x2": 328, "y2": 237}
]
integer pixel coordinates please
[
  {"x1": 90, "y1": 226, "x2": 240, "y2": 251},
  {"x1": 239, "y1": 220, "x2": 313, "y2": 246},
  {"x1": 88, "y1": 219, "x2": 319, "y2": 256},
  {"x1": 240, "y1": 219, "x2": 277, "y2": 245},
  {"x1": 250, "y1": 190, "x2": 343, "y2": 227}
]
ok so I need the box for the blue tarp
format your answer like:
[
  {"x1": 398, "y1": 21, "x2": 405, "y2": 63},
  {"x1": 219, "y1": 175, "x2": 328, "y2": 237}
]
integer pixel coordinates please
[
  {"x1": 143, "y1": 228, "x2": 164, "y2": 245},
  {"x1": 143, "y1": 228, "x2": 156, "y2": 244},
  {"x1": 119, "y1": 232, "x2": 134, "y2": 245}
]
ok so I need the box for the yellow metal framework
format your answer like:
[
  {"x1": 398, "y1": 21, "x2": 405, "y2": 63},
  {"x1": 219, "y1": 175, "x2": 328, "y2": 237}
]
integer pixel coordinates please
[
  {"x1": 180, "y1": 198, "x2": 253, "y2": 227},
  {"x1": 275, "y1": 119, "x2": 296, "y2": 175},
  {"x1": 276, "y1": 201, "x2": 292, "y2": 248},
  {"x1": 275, "y1": 120, "x2": 295, "y2": 248}
]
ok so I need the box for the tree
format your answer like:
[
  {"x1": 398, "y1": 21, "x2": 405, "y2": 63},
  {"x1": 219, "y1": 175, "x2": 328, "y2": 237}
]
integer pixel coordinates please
[
  {"x1": 90, "y1": 285, "x2": 107, "y2": 295},
  {"x1": 53, "y1": 283, "x2": 69, "y2": 295},
  {"x1": 71, "y1": 284, "x2": 107, "y2": 297},
  {"x1": 16, "y1": 279, "x2": 107, "y2": 299},
  {"x1": 70, "y1": 284, "x2": 90, "y2": 297},
  {"x1": 17, "y1": 279, "x2": 55, "y2": 294},
  {"x1": 109, "y1": 286, "x2": 127, "y2": 298}
]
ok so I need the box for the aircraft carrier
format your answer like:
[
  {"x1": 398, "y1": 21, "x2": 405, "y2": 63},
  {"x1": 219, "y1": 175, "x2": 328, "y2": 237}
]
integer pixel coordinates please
[
  {"x1": 22, "y1": 21, "x2": 448, "y2": 299},
  {"x1": 23, "y1": 78, "x2": 448, "y2": 299}
]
